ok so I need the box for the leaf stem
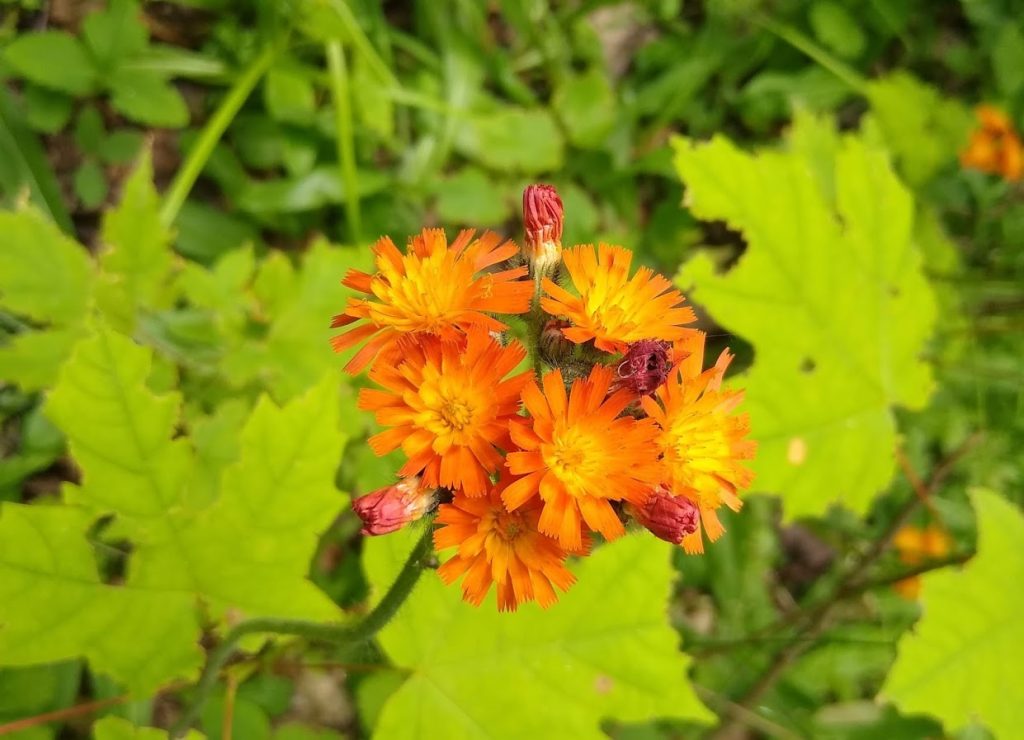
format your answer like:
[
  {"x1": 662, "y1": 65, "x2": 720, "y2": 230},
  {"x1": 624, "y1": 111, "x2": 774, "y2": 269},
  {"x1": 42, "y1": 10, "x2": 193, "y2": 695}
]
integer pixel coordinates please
[
  {"x1": 751, "y1": 13, "x2": 867, "y2": 94},
  {"x1": 325, "y1": 40, "x2": 362, "y2": 243},
  {"x1": 159, "y1": 44, "x2": 278, "y2": 228},
  {"x1": 170, "y1": 527, "x2": 434, "y2": 739}
]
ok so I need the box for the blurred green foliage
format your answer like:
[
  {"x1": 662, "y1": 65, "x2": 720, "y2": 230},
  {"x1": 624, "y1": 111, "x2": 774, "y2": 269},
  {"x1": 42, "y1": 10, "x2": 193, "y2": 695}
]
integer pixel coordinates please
[{"x1": 0, "y1": 0, "x2": 1022, "y2": 738}]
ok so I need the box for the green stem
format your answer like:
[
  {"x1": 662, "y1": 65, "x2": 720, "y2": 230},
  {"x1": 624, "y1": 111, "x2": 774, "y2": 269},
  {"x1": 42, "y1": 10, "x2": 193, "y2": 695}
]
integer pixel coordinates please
[
  {"x1": 528, "y1": 272, "x2": 546, "y2": 378},
  {"x1": 752, "y1": 13, "x2": 867, "y2": 94},
  {"x1": 170, "y1": 527, "x2": 434, "y2": 739},
  {"x1": 325, "y1": 40, "x2": 361, "y2": 243},
  {"x1": 159, "y1": 44, "x2": 278, "y2": 228}
]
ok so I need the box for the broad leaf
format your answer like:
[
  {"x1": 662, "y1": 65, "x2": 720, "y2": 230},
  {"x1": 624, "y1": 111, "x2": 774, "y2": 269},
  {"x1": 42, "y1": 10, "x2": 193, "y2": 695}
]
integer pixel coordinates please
[
  {"x1": 364, "y1": 530, "x2": 713, "y2": 738},
  {"x1": 455, "y1": 107, "x2": 564, "y2": 174},
  {"x1": 673, "y1": 118, "x2": 937, "y2": 520},
  {"x1": 3, "y1": 31, "x2": 96, "y2": 95},
  {"x1": 0, "y1": 504, "x2": 199, "y2": 693},
  {"x1": 882, "y1": 489, "x2": 1023, "y2": 739},
  {"x1": 0, "y1": 207, "x2": 94, "y2": 325},
  {"x1": 97, "y1": 152, "x2": 175, "y2": 329},
  {"x1": 4, "y1": 323, "x2": 351, "y2": 692},
  {"x1": 93, "y1": 716, "x2": 204, "y2": 739}
]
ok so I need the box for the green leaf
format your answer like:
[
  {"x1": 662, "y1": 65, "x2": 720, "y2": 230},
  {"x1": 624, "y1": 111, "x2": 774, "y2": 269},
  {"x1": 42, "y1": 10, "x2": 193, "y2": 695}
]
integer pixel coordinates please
[
  {"x1": 883, "y1": 490, "x2": 1022, "y2": 738},
  {"x1": 3, "y1": 31, "x2": 97, "y2": 95},
  {"x1": 97, "y1": 152, "x2": 174, "y2": 328},
  {"x1": 992, "y1": 24, "x2": 1024, "y2": 98},
  {"x1": 222, "y1": 240, "x2": 369, "y2": 400},
  {"x1": 0, "y1": 328, "x2": 85, "y2": 392},
  {"x1": 455, "y1": 107, "x2": 564, "y2": 174},
  {"x1": 11, "y1": 324, "x2": 349, "y2": 691},
  {"x1": 23, "y1": 85, "x2": 73, "y2": 133},
  {"x1": 81, "y1": 0, "x2": 148, "y2": 72},
  {"x1": 99, "y1": 130, "x2": 145, "y2": 165},
  {"x1": 434, "y1": 167, "x2": 511, "y2": 226},
  {"x1": 809, "y1": 1, "x2": 867, "y2": 59},
  {"x1": 0, "y1": 207, "x2": 94, "y2": 325},
  {"x1": 866, "y1": 73, "x2": 973, "y2": 186},
  {"x1": 364, "y1": 530, "x2": 713, "y2": 738},
  {"x1": 93, "y1": 715, "x2": 204, "y2": 740},
  {"x1": 108, "y1": 70, "x2": 189, "y2": 128},
  {"x1": 352, "y1": 52, "x2": 394, "y2": 141},
  {"x1": 74, "y1": 106, "x2": 106, "y2": 155},
  {"x1": 0, "y1": 504, "x2": 200, "y2": 693},
  {"x1": 74, "y1": 160, "x2": 109, "y2": 210},
  {"x1": 0, "y1": 88, "x2": 73, "y2": 232},
  {"x1": 672, "y1": 120, "x2": 937, "y2": 520},
  {"x1": 263, "y1": 65, "x2": 316, "y2": 126},
  {"x1": 233, "y1": 168, "x2": 389, "y2": 214},
  {"x1": 552, "y1": 68, "x2": 617, "y2": 149}
]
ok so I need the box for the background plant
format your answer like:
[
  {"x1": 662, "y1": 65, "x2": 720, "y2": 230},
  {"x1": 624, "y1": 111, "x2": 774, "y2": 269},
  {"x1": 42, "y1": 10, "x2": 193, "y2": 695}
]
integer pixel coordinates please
[{"x1": 0, "y1": 1, "x2": 1022, "y2": 739}]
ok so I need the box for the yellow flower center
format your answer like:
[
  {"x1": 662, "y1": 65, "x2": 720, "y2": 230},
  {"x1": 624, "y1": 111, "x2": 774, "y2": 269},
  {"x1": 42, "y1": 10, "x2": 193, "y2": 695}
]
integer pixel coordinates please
[
  {"x1": 543, "y1": 427, "x2": 603, "y2": 498},
  {"x1": 440, "y1": 398, "x2": 474, "y2": 432}
]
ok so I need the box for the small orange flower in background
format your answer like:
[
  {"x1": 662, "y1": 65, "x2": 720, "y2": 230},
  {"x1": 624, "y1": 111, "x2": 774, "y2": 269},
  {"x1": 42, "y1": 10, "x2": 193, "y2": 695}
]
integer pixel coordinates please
[
  {"x1": 892, "y1": 524, "x2": 952, "y2": 600},
  {"x1": 338, "y1": 183, "x2": 757, "y2": 610},
  {"x1": 503, "y1": 365, "x2": 662, "y2": 550},
  {"x1": 434, "y1": 477, "x2": 576, "y2": 611},
  {"x1": 331, "y1": 228, "x2": 532, "y2": 373},
  {"x1": 961, "y1": 104, "x2": 1023, "y2": 181},
  {"x1": 359, "y1": 329, "x2": 531, "y2": 496},
  {"x1": 541, "y1": 243, "x2": 696, "y2": 353},
  {"x1": 641, "y1": 331, "x2": 757, "y2": 554}
]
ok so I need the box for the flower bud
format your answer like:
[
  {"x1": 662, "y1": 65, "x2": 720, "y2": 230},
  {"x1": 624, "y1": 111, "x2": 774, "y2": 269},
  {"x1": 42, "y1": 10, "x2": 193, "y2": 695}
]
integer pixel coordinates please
[
  {"x1": 630, "y1": 487, "x2": 700, "y2": 545},
  {"x1": 522, "y1": 184, "x2": 564, "y2": 275},
  {"x1": 615, "y1": 339, "x2": 672, "y2": 396},
  {"x1": 539, "y1": 318, "x2": 573, "y2": 363},
  {"x1": 352, "y1": 477, "x2": 438, "y2": 536}
]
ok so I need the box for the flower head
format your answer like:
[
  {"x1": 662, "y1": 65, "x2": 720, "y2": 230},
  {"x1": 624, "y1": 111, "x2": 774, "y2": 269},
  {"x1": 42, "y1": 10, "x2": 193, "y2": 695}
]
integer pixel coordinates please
[
  {"x1": 434, "y1": 477, "x2": 576, "y2": 611},
  {"x1": 628, "y1": 485, "x2": 700, "y2": 545},
  {"x1": 961, "y1": 105, "x2": 1023, "y2": 181},
  {"x1": 331, "y1": 228, "x2": 532, "y2": 373},
  {"x1": 352, "y1": 477, "x2": 438, "y2": 535},
  {"x1": 522, "y1": 184, "x2": 564, "y2": 274},
  {"x1": 503, "y1": 365, "x2": 662, "y2": 550},
  {"x1": 359, "y1": 329, "x2": 532, "y2": 495},
  {"x1": 892, "y1": 524, "x2": 952, "y2": 600},
  {"x1": 541, "y1": 244, "x2": 696, "y2": 353},
  {"x1": 641, "y1": 332, "x2": 756, "y2": 553}
]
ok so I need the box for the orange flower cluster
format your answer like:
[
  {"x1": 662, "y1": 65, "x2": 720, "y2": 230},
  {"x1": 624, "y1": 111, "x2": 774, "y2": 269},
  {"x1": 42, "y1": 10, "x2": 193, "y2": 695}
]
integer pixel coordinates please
[
  {"x1": 961, "y1": 105, "x2": 1023, "y2": 181},
  {"x1": 336, "y1": 185, "x2": 756, "y2": 611},
  {"x1": 892, "y1": 524, "x2": 952, "y2": 600}
]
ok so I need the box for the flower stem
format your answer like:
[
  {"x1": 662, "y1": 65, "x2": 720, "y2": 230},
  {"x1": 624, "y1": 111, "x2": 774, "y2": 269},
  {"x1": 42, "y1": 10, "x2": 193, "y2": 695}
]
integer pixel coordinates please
[
  {"x1": 170, "y1": 527, "x2": 434, "y2": 739},
  {"x1": 528, "y1": 272, "x2": 546, "y2": 378}
]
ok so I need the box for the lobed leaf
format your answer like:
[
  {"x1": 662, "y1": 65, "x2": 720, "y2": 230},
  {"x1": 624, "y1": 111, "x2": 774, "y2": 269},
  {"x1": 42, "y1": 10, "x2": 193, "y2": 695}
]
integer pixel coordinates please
[
  {"x1": 673, "y1": 118, "x2": 937, "y2": 520},
  {"x1": 882, "y1": 490, "x2": 1024, "y2": 739},
  {"x1": 364, "y1": 529, "x2": 713, "y2": 739}
]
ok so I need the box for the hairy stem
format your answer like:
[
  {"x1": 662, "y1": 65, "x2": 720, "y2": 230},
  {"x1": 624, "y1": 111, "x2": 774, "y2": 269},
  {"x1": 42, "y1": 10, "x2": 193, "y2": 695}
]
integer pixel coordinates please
[{"x1": 170, "y1": 527, "x2": 434, "y2": 738}]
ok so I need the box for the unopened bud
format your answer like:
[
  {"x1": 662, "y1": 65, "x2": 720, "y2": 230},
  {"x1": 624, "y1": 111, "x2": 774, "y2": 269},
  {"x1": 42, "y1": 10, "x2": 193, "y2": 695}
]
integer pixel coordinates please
[
  {"x1": 352, "y1": 477, "x2": 438, "y2": 536},
  {"x1": 630, "y1": 487, "x2": 700, "y2": 545},
  {"x1": 539, "y1": 318, "x2": 573, "y2": 363},
  {"x1": 615, "y1": 339, "x2": 672, "y2": 396},
  {"x1": 523, "y1": 184, "x2": 564, "y2": 275}
]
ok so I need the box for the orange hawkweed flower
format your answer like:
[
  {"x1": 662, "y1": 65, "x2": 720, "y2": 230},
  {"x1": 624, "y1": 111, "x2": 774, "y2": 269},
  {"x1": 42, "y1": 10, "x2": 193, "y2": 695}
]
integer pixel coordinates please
[
  {"x1": 359, "y1": 329, "x2": 532, "y2": 496},
  {"x1": 331, "y1": 228, "x2": 532, "y2": 373},
  {"x1": 435, "y1": 477, "x2": 576, "y2": 611},
  {"x1": 961, "y1": 105, "x2": 1024, "y2": 181},
  {"x1": 540, "y1": 244, "x2": 696, "y2": 353},
  {"x1": 641, "y1": 332, "x2": 756, "y2": 554},
  {"x1": 503, "y1": 365, "x2": 662, "y2": 550},
  {"x1": 892, "y1": 524, "x2": 952, "y2": 600}
]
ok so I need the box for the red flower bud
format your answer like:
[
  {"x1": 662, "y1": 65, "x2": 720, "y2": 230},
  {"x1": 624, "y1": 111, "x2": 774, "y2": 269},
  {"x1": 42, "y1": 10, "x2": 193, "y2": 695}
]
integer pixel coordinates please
[
  {"x1": 522, "y1": 184, "x2": 564, "y2": 273},
  {"x1": 631, "y1": 487, "x2": 700, "y2": 545},
  {"x1": 352, "y1": 477, "x2": 437, "y2": 536},
  {"x1": 615, "y1": 339, "x2": 672, "y2": 396}
]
